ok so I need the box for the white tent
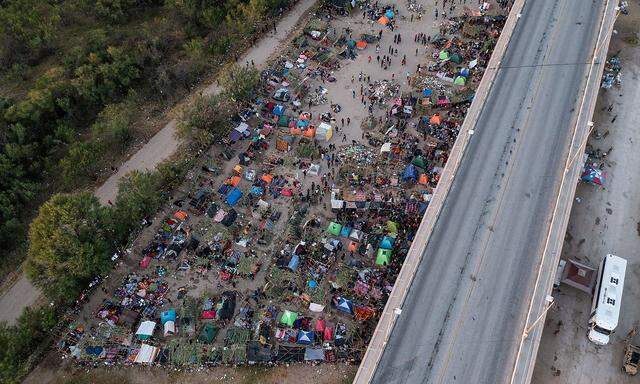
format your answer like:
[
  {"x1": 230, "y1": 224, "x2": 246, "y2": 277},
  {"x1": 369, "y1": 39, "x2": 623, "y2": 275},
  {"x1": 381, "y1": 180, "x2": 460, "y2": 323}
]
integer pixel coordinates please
[
  {"x1": 135, "y1": 320, "x2": 156, "y2": 340},
  {"x1": 163, "y1": 321, "x2": 176, "y2": 337},
  {"x1": 134, "y1": 344, "x2": 159, "y2": 364},
  {"x1": 380, "y1": 142, "x2": 391, "y2": 153}
]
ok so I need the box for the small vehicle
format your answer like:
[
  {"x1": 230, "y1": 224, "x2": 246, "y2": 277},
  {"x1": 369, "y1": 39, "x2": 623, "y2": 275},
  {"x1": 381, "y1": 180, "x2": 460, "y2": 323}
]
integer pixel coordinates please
[{"x1": 624, "y1": 344, "x2": 640, "y2": 375}]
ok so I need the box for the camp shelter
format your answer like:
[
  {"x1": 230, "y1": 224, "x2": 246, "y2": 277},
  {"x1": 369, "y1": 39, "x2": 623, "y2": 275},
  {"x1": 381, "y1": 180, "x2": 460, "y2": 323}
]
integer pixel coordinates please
[
  {"x1": 340, "y1": 225, "x2": 352, "y2": 238},
  {"x1": 280, "y1": 310, "x2": 298, "y2": 327},
  {"x1": 198, "y1": 323, "x2": 219, "y2": 343},
  {"x1": 450, "y1": 52, "x2": 463, "y2": 64},
  {"x1": 412, "y1": 156, "x2": 427, "y2": 169},
  {"x1": 336, "y1": 297, "x2": 354, "y2": 314},
  {"x1": 297, "y1": 119, "x2": 309, "y2": 128},
  {"x1": 380, "y1": 142, "x2": 391, "y2": 153},
  {"x1": 228, "y1": 175, "x2": 241, "y2": 186},
  {"x1": 385, "y1": 9, "x2": 395, "y2": 18},
  {"x1": 163, "y1": 321, "x2": 176, "y2": 337},
  {"x1": 134, "y1": 344, "x2": 159, "y2": 364},
  {"x1": 297, "y1": 330, "x2": 314, "y2": 345},
  {"x1": 174, "y1": 210, "x2": 188, "y2": 221},
  {"x1": 347, "y1": 39, "x2": 356, "y2": 48},
  {"x1": 273, "y1": 105, "x2": 286, "y2": 116},
  {"x1": 419, "y1": 173, "x2": 429, "y2": 184},
  {"x1": 278, "y1": 114, "x2": 290, "y2": 127},
  {"x1": 139, "y1": 256, "x2": 151, "y2": 269},
  {"x1": 348, "y1": 241, "x2": 358, "y2": 252},
  {"x1": 327, "y1": 222, "x2": 342, "y2": 236},
  {"x1": 226, "y1": 188, "x2": 243, "y2": 206},
  {"x1": 422, "y1": 88, "x2": 433, "y2": 97},
  {"x1": 303, "y1": 127, "x2": 316, "y2": 138},
  {"x1": 247, "y1": 341, "x2": 273, "y2": 363},
  {"x1": 287, "y1": 254, "x2": 300, "y2": 271},
  {"x1": 161, "y1": 309, "x2": 176, "y2": 324},
  {"x1": 349, "y1": 228, "x2": 364, "y2": 241},
  {"x1": 356, "y1": 41, "x2": 367, "y2": 49},
  {"x1": 136, "y1": 321, "x2": 156, "y2": 340},
  {"x1": 379, "y1": 236, "x2": 395, "y2": 250},
  {"x1": 309, "y1": 302, "x2": 325, "y2": 312},
  {"x1": 402, "y1": 163, "x2": 417, "y2": 182},
  {"x1": 378, "y1": 16, "x2": 389, "y2": 25},
  {"x1": 439, "y1": 50, "x2": 449, "y2": 60},
  {"x1": 429, "y1": 114, "x2": 442, "y2": 124},
  {"x1": 261, "y1": 174, "x2": 273, "y2": 184},
  {"x1": 386, "y1": 221, "x2": 398, "y2": 236},
  {"x1": 276, "y1": 135, "x2": 294, "y2": 151},
  {"x1": 460, "y1": 68, "x2": 470, "y2": 77},
  {"x1": 454, "y1": 76, "x2": 466, "y2": 86},
  {"x1": 305, "y1": 347, "x2": 325, "y2": 361},
  {"x1": 376, "y1": 248, "x2": 392, "y2": 265},
  {"x1": 316, "y1": 122, "x2": 333, "y2": 141}
]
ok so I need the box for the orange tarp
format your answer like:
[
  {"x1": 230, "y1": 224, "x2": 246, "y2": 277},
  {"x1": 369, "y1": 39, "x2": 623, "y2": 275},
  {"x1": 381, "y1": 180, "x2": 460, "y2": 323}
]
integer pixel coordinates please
[
  {"x1": 418, "y1": 174, "x2": 429, "y2": 185},
  {"x1": 356, "y1": 41, "x2": 367, "y2": 49},
  {"x1": 348, "y1": 241, "x2": 358, "y2": 252},
  {"x1": 174, "y1": 210, "x2": 188, "y2": 221},
  {"x1": 261, "y1": 174, "x2": 274, "y2": 184},
  {"x1": 303, "y1": 127, "x2": 316, "y2": 138},
  {"x1": 429, "y1": 114, "x2": 442, "y2": 124},
  {"x1": 229, "y1": 175, "x2": 241, "y2": 186},
  {"x1": 378, "y1": 16, "x2": 389, "y2": 25}
]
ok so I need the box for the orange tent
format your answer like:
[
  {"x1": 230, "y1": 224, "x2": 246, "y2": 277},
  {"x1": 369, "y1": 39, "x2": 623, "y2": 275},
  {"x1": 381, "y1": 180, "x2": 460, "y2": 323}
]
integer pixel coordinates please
[
  {"x1": 290, "y1": 127, "x2": 302, "y2": 135},
  {"x1": 378, "y1": 16, "x2": 389, "y2": 25},
  {"x1": 174, "y1": 210, "x2": 188, "y2": 221},
  {"x1": 356, "y1": 41, "x2": 367, "y2": 49},
  {"x1": 233, "y1": 165, "x2": 243, "y2": 174},
  {"x1": 348, "y1": 241, "x2": 358, "y2": 252},
  {"x1": 229, "y1": 175, "x2": 241, "y2": 186},
  {"x1": 429, "y1": 114, "x2": 442, "y2": 125},
  {"x1": 261, "y1": 174, "x2": 274, "y2": 184},
  {"x1": 303, "y1": 127, "x2": 316, "y2": 138},
  {"x1": 418, "y1": 174, "x2": 429, "y2": 185}
]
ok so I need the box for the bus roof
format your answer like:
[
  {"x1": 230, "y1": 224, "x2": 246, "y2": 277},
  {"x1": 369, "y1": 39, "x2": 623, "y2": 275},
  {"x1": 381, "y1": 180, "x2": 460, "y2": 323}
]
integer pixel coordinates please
[{"x1": 594, "y1": 254, "x2": 626, "y2": 330}]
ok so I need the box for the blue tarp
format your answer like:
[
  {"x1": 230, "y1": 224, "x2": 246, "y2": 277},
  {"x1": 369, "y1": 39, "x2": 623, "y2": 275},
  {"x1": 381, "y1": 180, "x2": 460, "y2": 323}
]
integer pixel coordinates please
[
  {"x1": 340, "y1": 226, "x2": 352, "y2": 238},
  {"x1": 287, "y1": 254, "x2": 300, "y2": 271},
  {"x1": 385, "y1": 9, "x2": 395, "y2": 18},
  {"x1": 402, "y1": 164, "x2": 417, "y2": 182},
  {"x1": 297, "y1": 330, "x2": 314, "y2": 345},
  {"x1": 336, "y1": 297, "x2": 354, "y2": 314},
  {"x1": 297, "y1": 119, "x2": 309, "y2": 128},
  {"x1": 249, "y1": 186, "x2": 264, "y2": 196},
  {"x1": 422, "y1": 89, "x2": 433, "y2": 97},
  {"x1": 273, "y1": 105, "x2": 286, "y2": 116},
  {"x1": 161, "y1": 308, "x2": 176, "y2": 324},
  {"x1": 379, "y1": 236, "x2": 395, "y2": 250},
  {"x1": 226, "y1": 188, "x2": 243, "y2": 206}
]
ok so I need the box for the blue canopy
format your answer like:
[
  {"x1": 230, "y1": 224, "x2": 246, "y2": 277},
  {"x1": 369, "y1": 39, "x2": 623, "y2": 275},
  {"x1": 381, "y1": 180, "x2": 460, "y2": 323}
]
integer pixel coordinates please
[
  {"x1": 422, "y1": 89, "x2": 433, "y2": 97},
  {"x1": 297, "y1": 330, "x2": 314, "y2": 345},
  {"x1": 336, "y1": 297, "x2": 354, "y2": 314},
  {"x1": 226, "y1": 188, "x2": 243, "y2": 206},
  {"x1": 460, "y1": 68, "x2": 470, "y2": 77},
  {"x1": 249, "y1": 186, "x2": 264, "y2": 196},
  {"x1": 273, "y1": 105, "x2": 285, "y2": 116},
  {"x1": 287, "y1": 254, "x2": 300, "y2": 271},
  {"x1": 402, "y1": 164, "x2": 417, "y2": 182},
  {"x1": 379, "y1": 236, "x2": 395, "y2": 250},
  {"x1": 385, "y1": 9, "x2": 395, "y2": 18},
  {"x1": 161, "y1": 308, "x2": 176, "y2": 324},
  {"x1": 340, "y1": 225, "x2": 352, "y2": 238},
  {"x1": 297, "y1": 119, "x2": 309, "y2": 128}
]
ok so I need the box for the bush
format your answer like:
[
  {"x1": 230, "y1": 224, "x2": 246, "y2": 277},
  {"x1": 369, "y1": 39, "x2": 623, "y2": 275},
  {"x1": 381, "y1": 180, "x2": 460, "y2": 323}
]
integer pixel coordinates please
[
  {"x1": 177, "y1": 93, "x2": 235, "y2": 147},
  {"x1": 25, "y1": 193, "x2": 111, "y2": 303}
]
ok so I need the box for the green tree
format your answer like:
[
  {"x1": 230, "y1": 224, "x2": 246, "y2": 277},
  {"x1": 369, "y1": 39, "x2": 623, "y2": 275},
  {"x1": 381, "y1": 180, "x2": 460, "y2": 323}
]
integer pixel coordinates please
[
  {"x1": 177, "y1": 93, "x2": 235, "y2": 146},
  {"x1": 25, "y1": 193, "x2": 111, "y2": 302},
  {"x1": 59, "y1": 140, "x2": 105, "y2": 187},
  {"x1": 220, "y1": 64, "x2": 260, "y2": 103}
]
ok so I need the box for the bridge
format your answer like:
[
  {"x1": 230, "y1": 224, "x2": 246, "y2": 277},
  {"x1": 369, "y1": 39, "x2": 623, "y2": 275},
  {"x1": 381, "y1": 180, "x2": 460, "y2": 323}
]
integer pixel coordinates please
[{"x1": 354, "y1": 0, "x2": 619, "y2": 383}]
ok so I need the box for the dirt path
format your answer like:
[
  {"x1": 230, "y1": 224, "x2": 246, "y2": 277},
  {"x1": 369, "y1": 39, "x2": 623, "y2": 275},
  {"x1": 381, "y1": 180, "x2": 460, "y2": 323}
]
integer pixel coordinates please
[{"x1": 0, "y1": 0, "x2": 319, "y2": 327}]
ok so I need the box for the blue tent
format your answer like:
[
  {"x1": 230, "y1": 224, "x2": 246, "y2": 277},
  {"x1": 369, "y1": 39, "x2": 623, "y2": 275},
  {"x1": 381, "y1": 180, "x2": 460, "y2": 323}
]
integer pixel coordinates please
[
  {"x1": 226, "y1": 188, "x2": 243, "y2": 206},
  {"x1": 422, "y1": 89, "x2": 433, "y2": 97},
  {"x1": 402, "y1": 164, "x2": 417, "y2": 182},
  {"x1": 297, "y1": 330, "x2": 314, "y2": 345},
  {"x1": 249, "y1": 186, "x2": 264, "y2": 196},
  {"x1": 161, "y1": 308, "x2": 176, "y2": 324},
  {"x1": 385, "y1": 9, "x2": 395, "y2": 19},
  {"x1": 379, "y1": 236, "x2": 395, "y2": 250},
  {"x1": 287, "y1": 254, "x2": 300, "y2": 271},
  {"x1": 336, "y1": 297, "x2": 354, "y2": 314},
  {"x1": 297, "y1": 119, "x2": 309, "y2": 128},
  {"x1": 273, "y1": 105, "x2": 286, "y2": 116},
  {"x1": 460, "y1": 68, "x2": 470, "y2": 77},
  {"x1": 340, "y1": 225, "x2": 352, "y2": 238}
]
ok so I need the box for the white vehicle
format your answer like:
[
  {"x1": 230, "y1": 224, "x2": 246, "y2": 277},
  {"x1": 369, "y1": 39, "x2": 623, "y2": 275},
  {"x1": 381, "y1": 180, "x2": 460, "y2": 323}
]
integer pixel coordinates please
[{"x1": 588, "y1": 254, "x2": 626, "y2": 345}]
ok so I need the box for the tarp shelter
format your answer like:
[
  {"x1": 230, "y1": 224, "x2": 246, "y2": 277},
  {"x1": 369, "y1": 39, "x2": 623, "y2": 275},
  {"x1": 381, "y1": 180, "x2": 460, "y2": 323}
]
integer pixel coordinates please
[
  {"x1": 581, "y1": 163, "x2": 605, "y2": 186},
  {"x1": 327, "y1": 222, "x2": 342, "y2": 236},
  {"x1": 261, "y1": 174, "x2": 274, "y2": 183},
  {"x1": 297, "y1": 330, "x2": 314, "y2": 345},
  {"x1": 450, "y1": 53, "x2": 463, "y2": 64},
  {"x1": 379, "y1": 236, "x2": 395, "y2": 249},
  {"x1": 340, "y1": 225, "x2": 352, "y2": 238},
  {"x1": 273, "y1": 105, "x2": 286, "y2": 116},
  {"x1": 276, "y1": 135, "x2": 294, "y2": 151},
  {"x1": 439, "y1": 50, "x2": 449, "y2": 60},
  {"x1": 336, "y1": 297, "x2": 354, "y2": 314},
  {"x1": 378, "y1": 16, "x2": 389, "y2": 25},
  {"x1": 402, "y1": 164, "x2": 417, "y2": 182},
  {"x1": 386, "y1": 221, "x2": 398, "y2": 236},
  {"x1": 136, "y1": 321, "x2": 156, "y2": 340},
  {"x1": 139, "y1": 256, "x2": 151, "y2": 269},
  {"x1": 385, "y1": 9, "x2": 395, "y2": 18},
  {"x1": 280, "y1": 310, "x2": 298, "y2": 327},
  {"x1": 429, "y1": 114, "x2": 442, "y2": 125},
  {"x1": 376, "y1": 248, "x2": 392, "y2": 265},
  {"x1": 356, "y1": 41, "x2": 367, "y2": 49},
  {"x1": 198, "y1": 323, "x2": 219, "y2": 343},
  {"x1": 226, "y1": 188, "x2": 243, "y2": 206},
  {"x1": 161, "y1": 309, "x2": 176, "y2": 324},
  {"x1": 422, "y1": 89, "x2": 433, "y2": 97},
  {"x1": 303, "y1": 127, "x2": 316, "y2": 138},
  {"x1": 349, "y1": 229, "x2": 364, "y2": 241},
  {"x1": 304, "y1": 347, "x2": 325, "y2": 361},
  {"x1": 454, "y1": 76, "x2": 466, "y2": 86},
  {"x1": 174, "y1": 210, "x2": 188, "y2": 221},
  {"x1": 309, "y1": 303, "x2": 325, "y2": 312},
  {"x1": 412, "y1": 156, "x2": 427, "y2": 169},
  {"x1": 380, "y1": 142, "x2": 391, "y2": 153},
  {"x1": 316, "y1": 122, "x2": 333, "y2": 141},
  {"x1": 287, "y1": 254, "x2": 300, "y2": 271},
  {"x1": 163, "y1": 320, "x2": 176, "y2": 337},
  {"x1": 134, "y1": 344, "x2": 159, "y2": 364}
]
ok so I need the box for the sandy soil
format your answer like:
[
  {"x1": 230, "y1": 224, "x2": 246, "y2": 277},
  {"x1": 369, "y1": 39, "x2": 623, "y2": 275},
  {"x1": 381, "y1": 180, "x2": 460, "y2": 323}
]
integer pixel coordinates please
[
  {"x1": 532, "y1": 5, "x2": 640, "y2": 383},
  {"x1": 0, "y1": 0, "x2": 319, "y2": 328}
]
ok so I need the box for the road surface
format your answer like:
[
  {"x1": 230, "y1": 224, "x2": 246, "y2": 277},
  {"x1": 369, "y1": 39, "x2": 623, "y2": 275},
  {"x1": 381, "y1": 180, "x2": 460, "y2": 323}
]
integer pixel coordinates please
[{"x1": 370, "y1": 0, "x2": 610, "y2": 383}]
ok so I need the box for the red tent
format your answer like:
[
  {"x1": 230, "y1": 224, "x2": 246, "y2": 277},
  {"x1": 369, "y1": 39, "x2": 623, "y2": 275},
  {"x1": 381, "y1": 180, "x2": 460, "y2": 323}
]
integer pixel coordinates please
[{"x1": 139, "y1": 256, "x2": 152, "y2": 269}]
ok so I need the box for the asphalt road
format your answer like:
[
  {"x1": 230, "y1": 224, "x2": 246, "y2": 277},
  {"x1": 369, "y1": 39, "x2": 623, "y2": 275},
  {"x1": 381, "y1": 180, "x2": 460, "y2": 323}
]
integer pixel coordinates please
[{"x1": 372, "y1": 1, "x2": 606, "y2": 383}]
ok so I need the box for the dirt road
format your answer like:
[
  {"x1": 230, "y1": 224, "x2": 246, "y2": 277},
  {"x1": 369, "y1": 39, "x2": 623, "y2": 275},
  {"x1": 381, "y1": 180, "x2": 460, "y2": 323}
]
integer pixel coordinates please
[
  {"x1": 532, "y1": 7, "x2": 640, "y2": 383},
  {"x1": 0, "y1": 0, "x2": 318, "y2": 327}
]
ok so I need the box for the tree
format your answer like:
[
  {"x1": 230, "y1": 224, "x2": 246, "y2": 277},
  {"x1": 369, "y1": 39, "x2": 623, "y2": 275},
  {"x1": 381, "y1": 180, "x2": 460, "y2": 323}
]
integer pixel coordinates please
[
  {"x1": 177, "y1": 93, "x2": 235, "y2": 147},
  {"x1": 219, "y1": 64, "x2": 260, "y2": 103},
  {"x1": 25, "y1": 193, "x2": 111, "y2": 302}
]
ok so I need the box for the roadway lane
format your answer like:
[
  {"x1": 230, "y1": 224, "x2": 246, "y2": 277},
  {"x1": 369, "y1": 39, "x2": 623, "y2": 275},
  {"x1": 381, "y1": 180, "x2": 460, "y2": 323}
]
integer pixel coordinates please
[{"x1": 372, "y1": 0, "x2": 605, "y2": 383}]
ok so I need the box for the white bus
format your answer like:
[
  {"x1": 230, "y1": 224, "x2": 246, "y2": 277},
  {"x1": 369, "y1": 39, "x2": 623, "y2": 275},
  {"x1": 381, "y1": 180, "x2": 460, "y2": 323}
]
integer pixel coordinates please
[{"x1": 588, "y1": 254, "x2": 626, "y2": 345}]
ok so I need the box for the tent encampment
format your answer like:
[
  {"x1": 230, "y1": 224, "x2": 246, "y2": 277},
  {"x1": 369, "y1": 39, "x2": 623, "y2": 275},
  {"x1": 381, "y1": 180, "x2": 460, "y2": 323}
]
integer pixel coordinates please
[
  {"x1": 226, "y1": 188, "x2": 243, "y2": 206},
  {"x1": 134, "y1": 344, "x2": 159, "y2": 364},
  {"x1": 280, "y1": 310, "x2": 298, "y2": 327},
  {"x1": 376, "y1": 248, "x2": 392, "y2": 265},
  {"x1": 336, "y1": 297, "x2": 354, "y2": 314},
  {"x1": 327, "y1": 222, "x2": 342, "y2": 236},
  {"x1": 135, "y1": 321, "x2": 156, "y2": 340},
  {"x1": 297, "y1": 330, "x2": 314, "y2": 345}
]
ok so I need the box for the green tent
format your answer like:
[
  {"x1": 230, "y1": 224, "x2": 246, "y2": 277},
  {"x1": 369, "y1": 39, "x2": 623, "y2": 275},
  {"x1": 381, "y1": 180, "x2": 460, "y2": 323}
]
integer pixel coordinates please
[
  {"x1": 454, "y1": 76, "x2": 466, "y2": 86},
  {"x1": 198, "y1": 323, "x2": 219, "y2": 343},
  {"x1": 386, "y1": 221, "x2": 398, "y2": 237},
  {"x1": 450, "y1": 53, "x2": 463, "y2": 64},
  {"x1": 439, "y1": 50, "x2": 449, "y2": 60},
  {"x1": 412, "y1": 156, "x2": 427, "y2": 169},
  {"x1": 327, "y1": 222, "x2": 342, "y2": 236},
  {"x1": 376, "y1": 248, "x2": 392, "y2": 265},
  {"x1": 280, "y1": 310, "x2": 298, "y2": 327}
]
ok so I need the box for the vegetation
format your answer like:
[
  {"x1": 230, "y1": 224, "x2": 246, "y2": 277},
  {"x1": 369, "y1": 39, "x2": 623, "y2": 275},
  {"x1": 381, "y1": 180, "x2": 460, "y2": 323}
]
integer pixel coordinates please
[{"x1": 0, "y1": 0, "x2": 293, "y2": 275}]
